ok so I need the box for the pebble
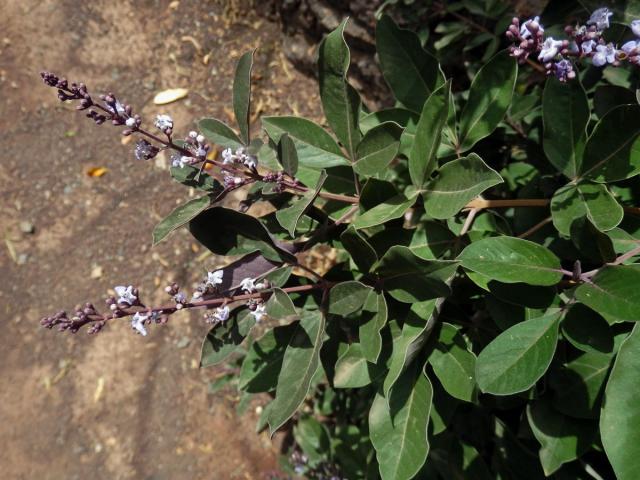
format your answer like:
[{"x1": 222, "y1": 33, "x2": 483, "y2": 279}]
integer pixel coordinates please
[{"x1": 19, "y1": 220, "x2": 35, "y2": 234}]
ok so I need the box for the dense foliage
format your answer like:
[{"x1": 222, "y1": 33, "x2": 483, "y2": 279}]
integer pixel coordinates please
[{"x1": 40, "y1": 1, "x2": 640, "y2": 479}]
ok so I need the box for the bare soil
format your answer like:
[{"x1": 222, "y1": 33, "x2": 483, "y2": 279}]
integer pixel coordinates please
[{"x1": 0, "y1": 1, "x2": 322, "y2": 478}]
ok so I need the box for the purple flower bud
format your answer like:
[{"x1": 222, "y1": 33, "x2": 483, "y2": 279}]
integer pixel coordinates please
[
  {"x1": 134, "y1": 139, "x2": 160, "y2": 161},
  {"x1": 587, "y1": 7, "x2": 613, "y2": 31}
]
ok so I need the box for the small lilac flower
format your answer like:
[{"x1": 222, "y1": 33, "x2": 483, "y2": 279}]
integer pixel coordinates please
[
  {"x1": 196, "y1": 134, "x2": 205, "y2": 144},
  {"x1": 174, "y1": 292, "x2": 187, "y2": 304},
  {"x1": 520, "y1": 16, "x2": 543, "y2": 39},
  {"x1": 632, "y1": 19, "x2": 640, "y2": 37},
  {"x1": 587, "y1": 7, "x2": 613, "y2": 31},
  {"x1": 213, "y1": 306, "x2": 230, "y2": 322},
  {"x1": 581, "y1": 39, "x2": 597, "y2": 54},
  {"x1": 622, "y1": 40, "x2": 638, "y2": 54},
  {"x1": 206, "y1": 270, "x2": 224, "y2": 287},
  {"x1": 196, "y1": 147, "x2": 207, "y2": 158},
  {"x1": 115, "y1": 285, "x2": 137, "y2": 305},
  {"x1": 106, "y1": 99, "x2": 125, "y2": 116},
  {"x1": 554, "y1": 59, "x2": 575, "y2": 82},
  {"x1": 189, "y1": 131, "x2": 198, "y2": 138},
  {"x1": 131, "y1": 312, "x2": 148, "y2": 336},
  {"x1": 222, "y1": 147, "x2": 235, "y2": 164},
  {"x1": 243, "y1": 155, "x2": 257, "y2": 170},
  {"x1": 240, "y1": 277, "x2": 257, "y2": 293},
  {"x1": 171, "y1": 155, "x2": 191, "y2": 168},
  {"x1": 538, "y1": 37, "x2": 564, "y2": 62},
  {"x1": 135, "y1": 139, "x2": 159, "y2": 161},
  {"x1": 154, "y1": 114, "x2": 173, "y2": 131},
  {"x1": 592, "y1": 43, "x2": 617, "y2": 66},
  {"x1": 250, "y1": 304, "x2": 267, "y2": 322}
]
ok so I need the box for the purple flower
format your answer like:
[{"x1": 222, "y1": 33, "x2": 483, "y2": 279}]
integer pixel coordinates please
[
  {"x1": 134, "y1": 139, "x2": 159, "y2": 161},
  {"x1": 131, "y1": 312, "x2": 148, "y2": 336},
  {"x1": 115, "y1": 285, "x2": 137, "y2": 305},
  {"x1": 632, "y1": 19, "x2": 640, "y2": 37},
  {"x1": 171, "y1": 154, "x2": 191, "y2": 168},
  {"x1": 581, "y1": 39, "x2": 597, "y2": 54},
  {"x1": 587, "y1": 7, "x2": 613, "y2": 31},
  {"x1": 622, "y1": 40, "x2": 638, "y2": 54},
  {"x1": 538, "y1": 37, "x2": 564, "y2": 62},
  {"x1": 250, "y1": 304, "x2": 267, "y2": 322},
  {"x1": 206, "y1": 270, "x2": 224, "y2": 287},
  {"x1": 154, "y1": 114, "x2": 173, "y2": 131},
  {"x1": 520, "y1": 16, "x2": 544, "y2": 39},
  {"x1": 592, "y1": 43, "x2": 617, "y2": 66},
  {"x1": 554, "y1": 59, "x2": 575, "y2": 82},
  {"x1": 213, "y1": 306, "x2": 230, "y2": 322}
]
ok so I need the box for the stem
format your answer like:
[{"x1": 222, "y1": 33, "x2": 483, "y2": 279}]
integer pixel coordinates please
[
  {"x1": 518, "y1": 216, "x2": 552, "y2": 239},
  {"x1": 465, "y1": 198, "x2": 550, "y2": 208}
]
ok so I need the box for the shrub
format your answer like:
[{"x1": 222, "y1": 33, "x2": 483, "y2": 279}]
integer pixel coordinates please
[{"x1": 40, "y1": 3, "x2": 640, "y2": 479}]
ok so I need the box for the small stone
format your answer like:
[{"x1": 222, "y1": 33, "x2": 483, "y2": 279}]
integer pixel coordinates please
[
  {"x1": 17, "y1": 253, "x2": 28, "y2": 265},
  {"x1": 90, "y1": 265, "x2": 103, "y2": 279},
  {"x1": 176, "y1": 336, "x2": 190, "y2": 349},
  {"x1": 19, "y1": 221, "x2": 34, "y2": 234}
]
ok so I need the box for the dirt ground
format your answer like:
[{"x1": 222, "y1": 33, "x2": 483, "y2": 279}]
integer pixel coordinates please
[{"x1": 0, "y1": 1, "x2": 322, "y2": 478}]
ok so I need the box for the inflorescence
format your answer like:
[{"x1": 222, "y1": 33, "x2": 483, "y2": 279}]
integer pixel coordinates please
[
  {"x1": 38, "y1": 71, "x2": 324, "y2": 337},
  {"x1": 506, "y1": 8, "x2": 640, "y2": 81}
]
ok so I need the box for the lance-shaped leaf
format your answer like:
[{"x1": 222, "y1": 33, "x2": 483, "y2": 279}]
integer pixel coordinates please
[
  {"x1": 153, "y1": 195, "x2": 212, "y2": 245},
  {"x1": 375, "y1": 15, "x2": 444, "y2": 113},
  {"x1": 551, "y1": 182, "x2": 623, "y2": 236},
  {"x1": 170, "y1": 165, "x2": 223, "y2": 193},
  {"x1": 476, "y1": 311, "x2": 561, "y2": 395},
  {"x1": 277, "y1": 132, "x2": 298, "y2": 176},
  {"x1": 459, "y1": 236, "x2": 563, "y2": 286},
  {"x1": 276, "y1": 170, "x2": 327, "y2": 236},
  {"x1": 360, "y1": 108, "x2": 419, "y2": 135},
  {"x1": 359, "y1": 290, "x2": 388, "y2": 363},
  {"x1": 575, "y1": 265, "x2": 640, "y2": 324},
  {"x1": 580, "y1": 105, "x2": 640, "y2": 182},
  {"x1": 201, "y1": 309, "x2": 255, "y2": 367},
  {"x1": 210, "y1": 252, "x2": 281, "y2": 293},
  {"x1": 268, "y1": 310, "x2": 326, "y2": 434},
  {"x1": 423, "y1": 153, "x2": 503, "y2": 219},
  {"x1": 369, "y1": 362, "x2": 433, "y2": 480},
  {"x1": 262, "y1": 116, "x2": 348, "y2": 169},
  {"x1": 526, "y1": 398, "x2": 596, "y2": 476},
  {"x1": 542, "y1": 77, "x2": 589, "y2": 178},
  {"x1": 428, "y1": 322, "x2": 477, "y2": 402},
  {"x1": 294, "y1": 416, "x2": 331, "y2": 468},
  {"x1": 318, "y1": 19, "x2": 362, "y2": 160},
  {"x1": 353, "y1": 192, "x2": 417, "y2": 230},
  {"x1": 354, "y1": 122, "x2": 402, "y2": 177},
  {"x1": 340, "y1": 226, "x2": 378, "y2": 273},
  {"x1": 561, "y1": 304, "x2": 615, "y2": 355},
  {"x1": 328, "y1": 281, "x2": 372, "y2": 316},
  {"x1": 334, "y1": 343, "x2": 385, "y2": 388},
  {"x1": 409, "y1": 80, "x2": 451, "y2": 187},
  {"x1": 383, "y1": 300, "x2": 438, "y2": 397},
  {"x1": 189, "y1": 206, "x2": 297, "y2": 262},
  {"x1": 458, "y1": 50, "x2": 517, "y2": 152},
  {"x1": 551, "y1": 351, "x2": 612, "y2": 419},
  {"x1": 594, "y1": 84, "x2": 637, "y2": 119},
  {"x1": 198, "y1": 117, "x2": 243, "y2": 149},
  {"x1": 375, "y1": 246, "x2": 457, "y2": 303},
  {"x1": 238, "y1": 321, "x2": 299, "y2": 393},
  {"x1": 408, "y1": 222, "x2": 457, "y2": 259},
  {"x1": 233, "y1": 50, "x2": 254, "y2": 144},
  {"x1": 601, "y1": 324, "x2": 640, "y2": 480}
]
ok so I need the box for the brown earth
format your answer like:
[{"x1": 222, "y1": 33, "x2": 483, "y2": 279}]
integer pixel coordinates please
[{"x1": 0, "y1": 1, "x2": 323, "y2": 478}]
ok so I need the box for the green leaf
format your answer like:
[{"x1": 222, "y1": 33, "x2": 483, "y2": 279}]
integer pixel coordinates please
[
  {"x1": 354, "y1": 122, "x2": 402, "y2": 177},
  {"x1": 408, "y1": 80, "x2": 451, "y2": 187},
  {"x1": 423, "y1": 153, "x2": 503, "y2": 219},
  {"x1": 526, "y1": 398, "x2": 596, "y2": 476},
  {"x1": 370, "y1": 362, "x2": 433, "y2": 480},
  {"x1": 383, "y1": 300, "x2": 438, "y2": 397},
  {"x1": 476, "y1": 311, "x2": 561, "y2": 395},
  {"x1": 408, "y1": 222, "x2": 457, "y2": 259},
  {"x1": 594, "y1": 84, "x2": 637, "y2": 119},
  {"x1": 238, "y1": 322, "x2": 298, "y2": 393},
  {"x1": 575, "y1": 265, "x2": 640, "y2": 323},
  {"x1": 275, "y1": 134, "x2": 297, "y2": 177},
  {"x1": 318, "y1": 19, "x2": 362, "y2": 160},
  {"x1": 200, "y1": 310, "x2": 254, "y2": 367},
  {"x1": 542, "y1": 77, "x2": 589, "y2": 178},
  {"x1": 458, "y1": 50, "x2": 517, "y2": 152},
  {"x1": 562, "y1": 304, "x2": 615, "y2": 355},
  {"x1": 375, "y1": 246, "x2": 457, "y2": 303},
  {"x1": 189, "y1": 206, "x2": 296, "y2": 263},
  {"x1": 340, "y1": 226, "x2": 378, "y2": 273},
  {"x1": 360, "y1": 108, "x2": 419, "y2": 135},
  {"x1": 265, "y1": 287, "x2": 298, "y2": 321},
  {"x1": 294, "y1": 416, "x2": 331, "y2": 467},
  {"x1": 428, "y1": 322, "x2": 477, "y2": 402},
  {"x1": 551, "y1": 183, "x2": 623, "y2": 236},
  {"x1": 359, "y1": 290, "x2": 388, "y2": 363},
  {"x1": 580, "y1": 105, "x2": 640, "y2": 182},
  {"x1": 233, "y1": 50, "x2": 254, "y2": 144},
  {"x1": 551, "y1": 351, "x2": 611, "y2": 419},
  {"x1": 459, "y1": 236, "x2": 563, "y2": 286},
  {"x1": 601, "y1": 324, "x2": 640, "y2": 480},
  {"x1": 169, "y1": 165, "x2": 223, "y2": 193},
  {"x1": 328, "y1": 281, "x2": 372, "y2": 316},
  {"x1": 198, "y1": 117, "x2": 243, "y2": 149},
  {"x1": 375, "y1": 15, "x2": 444, "y2": 113},
  {"x1": 262, "y1": 116, "x2": 348, "y2": 169},
  {"x1": 334, "y1": 343, "x2": 384, "y2": 388},
  {"x1": 152, "y1": 195, "x2": 211, "y2": 245},
  {"x1": 276, "y1": 170, "x2": 327, "y2": 236},
  {"x1": 353, "y1": 192, "x2": 417, "y2": 230},
  {"x1": 268, "y1": 310, "x2": 326, "y2": 434}
]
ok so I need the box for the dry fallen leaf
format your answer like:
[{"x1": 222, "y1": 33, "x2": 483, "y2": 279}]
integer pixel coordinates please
[
  {"x1": 86, "y1": 166, "x2": 108, "y2": 177},
  {"x1": 153, "y1": 88, "x2": 189, "y2": 105}
]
